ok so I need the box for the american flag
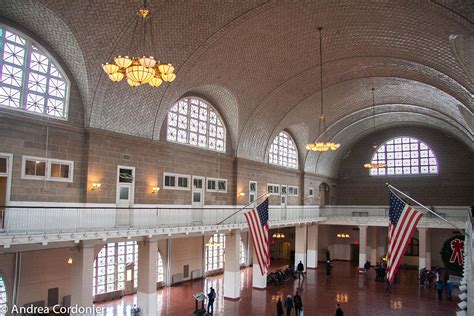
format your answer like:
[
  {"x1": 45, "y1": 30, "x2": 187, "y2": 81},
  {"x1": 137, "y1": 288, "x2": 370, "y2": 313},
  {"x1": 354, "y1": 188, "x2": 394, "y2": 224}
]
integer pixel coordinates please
[
  {"x1": 244, "y1": 198, "x2": 270, "y2": 275},
  {"x1": 386, "y1": 191, "x2": 423, "y2": 284}
]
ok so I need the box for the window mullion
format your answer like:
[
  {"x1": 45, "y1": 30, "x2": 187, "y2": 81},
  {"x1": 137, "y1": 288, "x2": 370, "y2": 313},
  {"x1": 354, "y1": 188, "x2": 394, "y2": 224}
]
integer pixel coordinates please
[{"x1": 20, "y1": 38, "x2": 31, "y2": 112}]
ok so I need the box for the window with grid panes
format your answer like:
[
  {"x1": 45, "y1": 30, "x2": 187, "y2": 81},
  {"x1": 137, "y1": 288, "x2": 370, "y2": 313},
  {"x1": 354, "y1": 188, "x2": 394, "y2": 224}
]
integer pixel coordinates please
[
  {"x1": 157, "y1": 251, "x2": 164, "y2": 282},
  {"x1": 0, "y1": 275, "x2": 6, "y2": 316},
  {"x1": 0, "y1": 25, "x2": 69, "y2": 119},
  {"x1": 167, "y1": 98, "x2": 225, "y2": 151},
  {"x1": 269, "y1": 131, "x2": 298, "y2": 169},
  {"x1": 205, "y1": 233, "x2": 225, "y2": 272},
  {"x1": 93, "y1": 241, "x2": 139, "y2": 295},
  {"x1": 369, "y1": 137, "x2": 438, "y2": 176}
]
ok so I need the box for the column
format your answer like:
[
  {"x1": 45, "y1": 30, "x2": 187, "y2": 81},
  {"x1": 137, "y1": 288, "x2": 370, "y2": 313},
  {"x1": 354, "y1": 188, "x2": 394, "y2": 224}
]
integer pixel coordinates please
[
  {"x1": 70, "y1": 244, "x2": 94, "y2": 311},
  {"x1": 358, "y1": 225, "x2": 368, "y2": 269},
  {"x1": 369, "y1": 227, "x2": 377, "y2": 265},
  {"x1": 294, "y1": 225, "x2": 307, "y2": 270},
  {"x1": 137, "y1": 239, "x2": 158, "y2": 316},
  {"x1": 224, "y1": 230, "x2": 240, "y2": 300},
  {"x1": 425, "y1": 229, "x2": 431, "y2": 270},
  {"x1": 307, "y1": 224, "x2": 319, "y2": 269},
  {"x1": 418, "y1": 227, "x2": 427, "y2": 270},
  {"x1": 252, "y1": 247, "x2": 266, "y2": 289}
]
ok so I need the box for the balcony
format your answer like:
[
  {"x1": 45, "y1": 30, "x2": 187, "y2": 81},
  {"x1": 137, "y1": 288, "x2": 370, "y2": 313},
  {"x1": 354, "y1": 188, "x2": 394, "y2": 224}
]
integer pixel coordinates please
[
  {"x1": 0, "y1": 205, "x2": 322, "y2": 247},
  {"x1": 0, "y1": 204, "x2": 469, "y2": 247}
]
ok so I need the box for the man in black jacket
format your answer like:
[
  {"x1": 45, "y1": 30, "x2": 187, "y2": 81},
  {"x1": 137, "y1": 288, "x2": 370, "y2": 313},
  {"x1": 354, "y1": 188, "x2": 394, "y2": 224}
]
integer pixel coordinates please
[
  {"x1": 293, "y1": 291, "x2": 303, "y2": 316},
  {"x1": 297, "y1": 260, "x2": 305, "y2": 280}
]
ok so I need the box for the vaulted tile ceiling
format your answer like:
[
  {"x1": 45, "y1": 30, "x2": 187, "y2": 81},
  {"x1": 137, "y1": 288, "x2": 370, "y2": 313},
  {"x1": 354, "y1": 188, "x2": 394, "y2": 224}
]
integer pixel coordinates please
[{"x1": 1, "y1": 0, "x2": 472, "y2": 176}]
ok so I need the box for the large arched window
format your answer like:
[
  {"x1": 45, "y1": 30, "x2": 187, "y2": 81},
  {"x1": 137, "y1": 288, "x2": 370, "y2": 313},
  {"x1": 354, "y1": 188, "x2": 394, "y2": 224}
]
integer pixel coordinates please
[
  {"x1": 93, "y1": 241, "x2": 138, "y2": 295},
  {"x1": 0, "y1": 275, "x2": 6, "y2": 316},
  {"x1": 269, "y1": 131, "x2": 298, "y2": 169},
  {"x1": 205, "y1": 233, "x2": 225, "y2": 272},
  {"x1": 370, "y1": 137, "x2": 438, "y2": 176},
  {"x1": 157, "y1": 251, "x2": 164, "y2": 283},
  {"x1": 167, "y1": 98, "x2": 225, "y2": 152},
  {"x1": 0, "y1": 25, "x2": 69, "y2": 119}
]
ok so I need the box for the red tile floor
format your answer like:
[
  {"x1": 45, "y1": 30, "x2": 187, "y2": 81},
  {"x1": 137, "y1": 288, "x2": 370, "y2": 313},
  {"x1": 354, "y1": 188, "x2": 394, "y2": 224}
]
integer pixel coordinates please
[{"x1": 96, "y1": 261, "x2": 458, "y2": 315}]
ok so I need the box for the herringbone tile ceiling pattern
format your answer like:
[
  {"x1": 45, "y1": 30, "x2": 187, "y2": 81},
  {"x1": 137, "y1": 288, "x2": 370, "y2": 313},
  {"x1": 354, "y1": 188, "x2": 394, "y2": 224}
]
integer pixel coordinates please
[{"x1": 0, "y1": 0, "x2": 472, "y2": 175}]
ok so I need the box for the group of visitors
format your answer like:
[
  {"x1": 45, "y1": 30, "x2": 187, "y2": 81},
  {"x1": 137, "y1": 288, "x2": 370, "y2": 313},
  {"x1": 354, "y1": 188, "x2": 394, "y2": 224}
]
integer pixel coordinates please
[
  {"x1": 420, "y1": 267, "x2": 452, "y2": 301},
  {"x1": 375, "y1": 261, "x2": 387, "y2": 281},
  {"x1": 276, "y1": 291, "x2": 303, "y2": 316},
  {"x1": 276, "y1": 295, "x2": 344, "y2": 316}
]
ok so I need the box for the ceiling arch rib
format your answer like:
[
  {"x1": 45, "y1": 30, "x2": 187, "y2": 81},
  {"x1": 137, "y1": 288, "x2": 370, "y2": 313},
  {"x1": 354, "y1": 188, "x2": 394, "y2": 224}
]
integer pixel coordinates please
[{"x1": 237, "y1": 73, "x2": 471, "y2": 163}]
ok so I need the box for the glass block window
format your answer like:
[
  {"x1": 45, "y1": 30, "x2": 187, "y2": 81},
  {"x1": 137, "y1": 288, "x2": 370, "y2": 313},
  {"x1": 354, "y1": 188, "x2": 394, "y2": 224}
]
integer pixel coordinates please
[
  {"x1": 205, "y1": 233, "x2": 225, "y2": 272},
  {"x1": 269, "y1": 131, "x2": 298, "y2": 169},
  {"x1": 0, "y1": 275, "x2": 6, "y2": 316},
  {"x1": 93, "y1": 241, "x2": 138, "y2": 295},
  {"x1": 167, "y1": 98, "x2": 225, "y2": 152},
  {"x1": 157, "y1": 251, "x2": 164, "y2": 282},
  {"x1": 0, "y1": 25, "x2": 69, "y2": 119},
  {"x1": 239, "y1": 239, "x2": 246, "y2": 265},
  {"x1": 370, "y1": 137, "x2": 438, "y2": 176}
]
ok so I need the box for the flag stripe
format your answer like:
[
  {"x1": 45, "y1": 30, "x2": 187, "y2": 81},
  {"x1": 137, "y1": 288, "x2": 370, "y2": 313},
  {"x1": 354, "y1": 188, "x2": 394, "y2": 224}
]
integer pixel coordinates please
[
  {"x1": 387, "y1": 210, "x2": 422, "y2": 282},
  {"x1": 244, "y1": 199, "x2": 270, "y2": 276},
  {"x1": 388, "y1": 214, "x2": 422, "y2": 283},
  {"x1": 386, "y1": 192, "x2": 424, "y2": 284},
  {"x1": 390, "y1": 209, "x2": 418, "y2": 262},
  {"x1": 244, "y1": 211, "x2": 265, "y2": 275},
  {"x1": 249, "y1": 209, "x2": 267, "y2": 262}
]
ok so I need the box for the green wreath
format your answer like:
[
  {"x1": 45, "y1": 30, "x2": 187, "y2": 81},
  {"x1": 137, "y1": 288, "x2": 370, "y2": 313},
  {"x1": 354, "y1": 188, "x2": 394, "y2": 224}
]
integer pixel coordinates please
[{"x1": 440, "y1": 235, "x2": 464, "y2": 276}]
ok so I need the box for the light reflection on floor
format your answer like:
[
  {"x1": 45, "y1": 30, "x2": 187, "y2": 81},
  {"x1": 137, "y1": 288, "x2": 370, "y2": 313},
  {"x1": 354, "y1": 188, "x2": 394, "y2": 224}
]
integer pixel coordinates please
[{"x1": 95, "y1": 262, "x2": 457, "y2": 315}]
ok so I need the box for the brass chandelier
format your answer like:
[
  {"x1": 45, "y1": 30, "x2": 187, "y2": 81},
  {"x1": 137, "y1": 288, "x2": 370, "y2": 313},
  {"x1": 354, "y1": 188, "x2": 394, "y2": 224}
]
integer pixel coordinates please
[
  {"x1": 101, "y1": 0, "x2": 176, "y2": 87},
  {"x1": 306, "y1": 27, "x2": 340, "y2": 152},
  {"x1": 364, "y1": 88, "x2": 386, "y2": 169}
]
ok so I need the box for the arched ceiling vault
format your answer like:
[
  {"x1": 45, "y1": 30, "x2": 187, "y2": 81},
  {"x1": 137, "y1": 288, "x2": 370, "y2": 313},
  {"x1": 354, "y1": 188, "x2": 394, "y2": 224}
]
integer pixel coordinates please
[
  {"x1": 306, "y1": 109, "x2": 473, "y2": 178},
  {"x1": 0, "y1": 0, "x2": 472, "y2": 163}
]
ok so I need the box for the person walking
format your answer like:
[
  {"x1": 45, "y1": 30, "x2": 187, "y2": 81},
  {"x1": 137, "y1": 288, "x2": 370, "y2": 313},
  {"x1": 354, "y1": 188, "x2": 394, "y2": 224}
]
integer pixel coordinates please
[
  {"x1": 207, "y1": 287, "x2": 216, "y2": 314},
  {"x1": 297, "y1": 260, "x2": 305, "y2": 281},
  {"x1": 436, "y1": 280, "x2": 444, "y2": 300},
  {"x1": 277, "y1": 297, "x2": 284, "y2": 316},
  {"x1": 446, "y1": 280, "x2": 453, "y2": 301},
  {"x1": 293, "y1": 291, "x2": 303, "y2": 316},
  {"x1": 364, "y1": 260, "x2": 370, "y2": 276},
  {"x1": 326, "y1": 260, "x2": 332, "y2": 277},
  {"x1": 284, "y1": 295, "x2": 293, "y2": 316},
  {"x1": 335, "y1": 302, "x2": 344, "y2": 316}
]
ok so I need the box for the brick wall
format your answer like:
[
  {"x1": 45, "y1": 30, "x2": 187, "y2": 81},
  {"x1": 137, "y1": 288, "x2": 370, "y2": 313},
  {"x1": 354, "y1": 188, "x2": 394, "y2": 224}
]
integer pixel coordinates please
[
  {"x1": 0, "y1": 116, "x2": 87, "y2": 203},
  {"x1": 336, "y1": 126, "x2": 474, "y2": 206}
]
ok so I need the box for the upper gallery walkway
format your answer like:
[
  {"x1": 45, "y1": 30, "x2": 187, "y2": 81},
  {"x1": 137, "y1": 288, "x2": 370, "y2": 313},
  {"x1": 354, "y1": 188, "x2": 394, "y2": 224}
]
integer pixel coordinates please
[{"x1": 0, "y1": 204, "x2": 468, "y2": 247}]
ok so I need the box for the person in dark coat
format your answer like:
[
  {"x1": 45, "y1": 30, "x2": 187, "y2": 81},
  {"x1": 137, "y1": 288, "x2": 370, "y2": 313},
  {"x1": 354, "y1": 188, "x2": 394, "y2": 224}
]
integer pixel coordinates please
[
  {"x1": 207, "y1": 287, "x2": 216, "y2": 314},
  {"x1": 326, "y1": 260, "x2": 332, "y2": 277},
  {"x1": 284, "y1": 295, "x2": 293, "y2": 316},
  {"x1": 297, "y1": 260, "x2": 305, "y2": 280},
  {"x1": 293, "y1": 291, "x2": 303, "y2": 316},
  {"x1": 335, "y1": 302, "x2": 344, "y2": 316},
  {"x1": 277, "y1": 297, "x2": 284, "y2": 316}
]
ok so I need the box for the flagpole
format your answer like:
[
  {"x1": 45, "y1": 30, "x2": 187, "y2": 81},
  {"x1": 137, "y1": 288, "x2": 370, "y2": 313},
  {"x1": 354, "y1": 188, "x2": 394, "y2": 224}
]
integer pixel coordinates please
[
  {"x1": 386, "y1": 183, "x2": 467, "y2": 235},
  {"x1": 216, "y1": 192, "x2": 269, "y2": 225}
]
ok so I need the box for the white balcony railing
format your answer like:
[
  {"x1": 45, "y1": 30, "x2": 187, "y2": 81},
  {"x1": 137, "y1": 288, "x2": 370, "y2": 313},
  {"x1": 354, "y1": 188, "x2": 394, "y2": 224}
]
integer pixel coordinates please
[
  {"x1": 0, "y1": 204, "x2": 468, "y2": 237},
  {"x1": 1, "y1": 205, "x2": 320, "y2": 235}
]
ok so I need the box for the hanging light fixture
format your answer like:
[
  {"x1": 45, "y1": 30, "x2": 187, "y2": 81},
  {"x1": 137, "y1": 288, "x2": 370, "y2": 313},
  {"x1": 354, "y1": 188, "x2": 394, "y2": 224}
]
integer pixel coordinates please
[
  {"x1": 272, "y1": 230, "x2": 286, "y2": 239},
  {"x1": 364, "y1": 88, "x2": 386, "y2": 169},
  {"x1": 101, "y1": 0, "x2": 176, "y2": 88},
  {"x1": 306, "y1": 27, "x2": 340, "y2": 152}
]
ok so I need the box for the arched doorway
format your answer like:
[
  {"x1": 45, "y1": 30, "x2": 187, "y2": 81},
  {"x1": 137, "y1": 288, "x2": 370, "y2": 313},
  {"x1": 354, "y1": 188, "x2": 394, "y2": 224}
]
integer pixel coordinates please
[{"x1": 319, "y1": 183, "x2": 330, "y2": 208}]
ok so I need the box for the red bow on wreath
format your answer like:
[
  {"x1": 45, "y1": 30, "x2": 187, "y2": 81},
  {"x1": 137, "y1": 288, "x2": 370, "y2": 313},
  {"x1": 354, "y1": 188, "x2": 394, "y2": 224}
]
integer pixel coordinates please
[{"x1": 449, "y1": 239, "x2": 464, "y2": 266}]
